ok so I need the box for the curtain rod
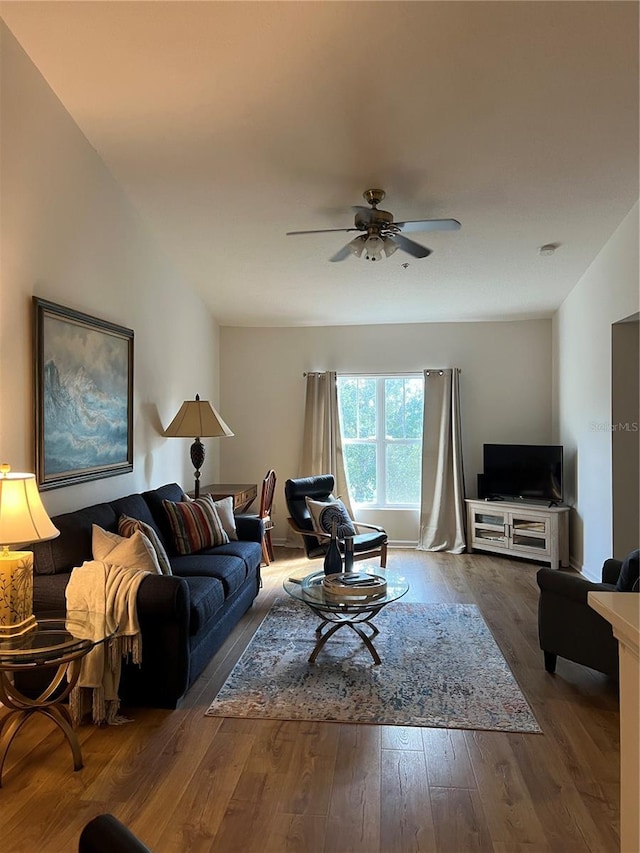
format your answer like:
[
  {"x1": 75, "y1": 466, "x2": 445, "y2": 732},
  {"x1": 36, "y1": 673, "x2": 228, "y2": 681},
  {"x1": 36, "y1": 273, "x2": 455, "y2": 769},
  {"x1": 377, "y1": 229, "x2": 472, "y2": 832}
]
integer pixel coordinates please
[{"x1": 303, "y1": 369, "x2": 461, "y2": 377}]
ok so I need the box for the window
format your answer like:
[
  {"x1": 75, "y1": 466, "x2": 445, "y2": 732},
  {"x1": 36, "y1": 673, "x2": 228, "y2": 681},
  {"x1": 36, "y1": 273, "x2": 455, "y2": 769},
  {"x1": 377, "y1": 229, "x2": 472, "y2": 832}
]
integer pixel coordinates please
[{"x1": 337, "y1": 375, "x2": 424, "y2": 508}]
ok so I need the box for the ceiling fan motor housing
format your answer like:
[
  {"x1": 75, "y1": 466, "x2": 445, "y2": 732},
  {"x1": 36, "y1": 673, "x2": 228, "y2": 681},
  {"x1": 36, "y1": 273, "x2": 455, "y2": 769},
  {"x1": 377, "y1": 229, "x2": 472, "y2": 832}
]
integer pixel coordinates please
[{"x1": 354, "y1": 208, "x2": 395, "y2": 231}]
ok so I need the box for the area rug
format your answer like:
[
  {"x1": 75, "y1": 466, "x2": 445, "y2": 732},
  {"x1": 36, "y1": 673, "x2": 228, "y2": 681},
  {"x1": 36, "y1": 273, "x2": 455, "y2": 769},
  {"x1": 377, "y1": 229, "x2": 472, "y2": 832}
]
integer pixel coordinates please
[{"x1": 206, "y1": 598, "x2": 542, "y2": 733}]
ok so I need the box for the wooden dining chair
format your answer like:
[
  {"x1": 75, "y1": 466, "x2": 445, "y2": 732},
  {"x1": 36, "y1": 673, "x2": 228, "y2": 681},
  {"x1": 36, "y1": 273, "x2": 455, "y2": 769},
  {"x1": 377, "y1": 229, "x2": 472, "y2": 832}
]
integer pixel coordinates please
[{"x1": 258, "y1": 469, "x2": 277, "y2": 565}]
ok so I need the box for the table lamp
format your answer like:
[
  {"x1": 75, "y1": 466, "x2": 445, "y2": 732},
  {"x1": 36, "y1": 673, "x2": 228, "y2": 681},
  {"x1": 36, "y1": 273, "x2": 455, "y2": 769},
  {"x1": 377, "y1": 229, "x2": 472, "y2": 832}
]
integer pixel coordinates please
[
  {"x1": 0, "y1": 465, "x2": 59, "y2": 637},
  {"x1": 164, "y1": 395, "x2": 234, "y2": 498}
]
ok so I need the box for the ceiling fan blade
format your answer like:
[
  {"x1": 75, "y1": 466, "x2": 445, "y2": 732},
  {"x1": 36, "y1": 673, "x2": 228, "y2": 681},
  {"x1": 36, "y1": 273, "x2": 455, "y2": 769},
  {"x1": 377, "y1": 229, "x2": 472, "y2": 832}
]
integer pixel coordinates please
[
  {"x1": 395, "y1": 218, "x2": 462, "y2": 233},
  {"x1": 393, "y1": 234, "x2": 432, "y2": 259},
  {"x1": 329, "y1": 243, "x2": 353, "y2": 262},
  {"x1": 286, "y1": 228, "x2": 360, "y2": 236}
]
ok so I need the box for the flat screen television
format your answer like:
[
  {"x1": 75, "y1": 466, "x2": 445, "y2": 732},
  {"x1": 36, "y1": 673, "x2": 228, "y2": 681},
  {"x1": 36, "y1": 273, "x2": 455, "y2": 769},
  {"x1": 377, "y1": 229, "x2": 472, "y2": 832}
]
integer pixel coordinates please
[{"x1": 480, "y1": 444, "x2": 564, "y2": 504}]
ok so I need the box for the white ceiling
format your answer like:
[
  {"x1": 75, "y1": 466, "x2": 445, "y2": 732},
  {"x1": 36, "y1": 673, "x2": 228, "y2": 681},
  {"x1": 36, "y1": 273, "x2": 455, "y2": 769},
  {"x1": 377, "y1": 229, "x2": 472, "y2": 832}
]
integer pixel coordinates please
[{"x1": 2, "y1": 1, "x2": 638, "y2": 327}]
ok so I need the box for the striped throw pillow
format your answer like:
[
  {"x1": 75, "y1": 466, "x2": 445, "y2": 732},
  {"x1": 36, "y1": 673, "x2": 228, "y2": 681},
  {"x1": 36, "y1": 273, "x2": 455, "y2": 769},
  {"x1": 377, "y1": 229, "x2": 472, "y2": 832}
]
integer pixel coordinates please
[
  {"x1": 162, "y1": 494, "x2": 229, "y2": 555},
  {"x1": 118, "y1": 514, "x2": 173, "y2": 576}
]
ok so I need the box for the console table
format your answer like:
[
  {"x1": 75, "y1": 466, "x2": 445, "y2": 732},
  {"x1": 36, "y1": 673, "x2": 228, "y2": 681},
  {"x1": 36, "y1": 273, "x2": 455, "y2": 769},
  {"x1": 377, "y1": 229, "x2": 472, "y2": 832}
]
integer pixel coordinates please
[
  {"x1": 191, "y1": 483, "x2": 257, "y2": 513},
  {"x1": 466, "y1": 499, "x2": 570, "y2": 569}
]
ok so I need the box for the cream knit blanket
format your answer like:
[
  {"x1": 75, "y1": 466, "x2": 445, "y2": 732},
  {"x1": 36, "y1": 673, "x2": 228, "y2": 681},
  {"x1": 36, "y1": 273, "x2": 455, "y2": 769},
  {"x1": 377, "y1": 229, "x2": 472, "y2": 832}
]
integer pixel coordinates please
[{"x1": 65, "y1": 559, "x2": 148, "y2": 725}]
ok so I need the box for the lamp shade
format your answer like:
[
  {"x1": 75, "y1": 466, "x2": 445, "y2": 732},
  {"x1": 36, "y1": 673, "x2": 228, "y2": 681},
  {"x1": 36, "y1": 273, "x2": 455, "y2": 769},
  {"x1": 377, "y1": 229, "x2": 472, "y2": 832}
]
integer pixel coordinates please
[
  {"x1": 0, "y1": 468, "x2": 59, "y2": 547},
  {"x1": 164, "y1": 395, "x2": 234, "y2": 439}
]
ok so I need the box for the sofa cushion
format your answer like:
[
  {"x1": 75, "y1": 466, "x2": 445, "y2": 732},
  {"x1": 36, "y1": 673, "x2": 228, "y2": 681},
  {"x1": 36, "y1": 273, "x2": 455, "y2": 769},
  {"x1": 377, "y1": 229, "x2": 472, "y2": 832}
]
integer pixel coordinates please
[
  {"x1": 182, "y1": 576, "x2": 225, "y2": 636},
  {"x1": 142, "y1": 484, "x2": 186, "y2": 556},
  {"x1": 92, "y1": 525, "x2": 162, "y2": 574},
  {"x1": 118, "y1": 515, "x2": 173, "y2": 575},
  {"x1": 204, "y1": 540, "x2": 263, "y2": 575},
  {"x1": 170, "y1": 553, "x2": 247, "y2": 597},
  {"x1": 33, "y1": 503, "x2": 117, "y2": 575},
  {"x1": 616, "y1": 548, "x2": 640, "y2": 592},
  {"x1": 163, "y1": 495, "x2": 229, "y2": 554}
]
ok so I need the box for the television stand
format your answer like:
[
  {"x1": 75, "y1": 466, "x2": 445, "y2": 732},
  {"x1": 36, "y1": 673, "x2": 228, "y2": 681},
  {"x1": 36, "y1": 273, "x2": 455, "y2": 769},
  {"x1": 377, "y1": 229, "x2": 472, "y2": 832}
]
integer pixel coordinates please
[{"x1": 466, "y1": 499, "x2": 570, "y2": 569}]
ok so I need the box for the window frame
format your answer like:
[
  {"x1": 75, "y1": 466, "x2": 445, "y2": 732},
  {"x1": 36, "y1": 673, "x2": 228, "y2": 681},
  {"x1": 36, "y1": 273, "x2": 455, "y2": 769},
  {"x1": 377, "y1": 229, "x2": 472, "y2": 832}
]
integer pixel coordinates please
[{"x1": 337, "y1": 373, "x2": 424, "y2": 510}]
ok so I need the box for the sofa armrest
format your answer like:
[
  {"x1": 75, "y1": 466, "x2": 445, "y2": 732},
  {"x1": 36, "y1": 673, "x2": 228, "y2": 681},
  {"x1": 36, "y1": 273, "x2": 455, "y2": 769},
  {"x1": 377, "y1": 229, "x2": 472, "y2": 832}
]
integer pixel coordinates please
[
  {"x1": 135, "y1": 572, "x2": 190, "y2": 619},
  {"x1": 602, "y1": 558, "x2": 623, "y2": 586},
  {"x1": 234, "y1": 514, "x2": 264, "y2": 543},
  {"x1": 119, "y1": 573, "x2": 191, "y2": 709},
  {"x1": 536, "y1": 568, "x2": 616, "y2": 604}
]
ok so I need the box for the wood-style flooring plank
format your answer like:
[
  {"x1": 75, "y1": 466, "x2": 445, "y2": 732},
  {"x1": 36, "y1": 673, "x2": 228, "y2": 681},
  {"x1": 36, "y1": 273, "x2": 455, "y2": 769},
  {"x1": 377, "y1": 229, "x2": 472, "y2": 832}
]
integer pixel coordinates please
[
  {"x1": 422, "y1": 727, "x2": 476, "y2": 789},
  {"x1": 278, "y1": 721, "x2": 341, "y2": 816},
  {"x1": 380, "y1": 748, "x2": 435, "y2": 852},
  {"x1": 208, "y1": 720, "x2": 300, "y2": 852},
  {"x1": 464, "y1": 731, "x2": 549, "y2": 848},
  {"x1": 323, "y1": 724, "x2": 381, "y2": 853},
  {"x1": 430, "y1": 786, "x2": 495, "y2": 853}
]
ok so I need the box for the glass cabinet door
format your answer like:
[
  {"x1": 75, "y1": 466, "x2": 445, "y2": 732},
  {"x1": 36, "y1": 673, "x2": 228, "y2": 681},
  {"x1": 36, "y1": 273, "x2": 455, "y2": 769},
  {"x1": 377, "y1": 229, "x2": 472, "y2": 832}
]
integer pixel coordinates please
[
  {"x1": 510, "y1": 513, "x2": 549, "y2": 553},
  {"x1": 512, "y1": 515, "x2": 548, "y2": 534},
  {"x1": 472, "y1": 510, "x2": 507, "y2": 544}
]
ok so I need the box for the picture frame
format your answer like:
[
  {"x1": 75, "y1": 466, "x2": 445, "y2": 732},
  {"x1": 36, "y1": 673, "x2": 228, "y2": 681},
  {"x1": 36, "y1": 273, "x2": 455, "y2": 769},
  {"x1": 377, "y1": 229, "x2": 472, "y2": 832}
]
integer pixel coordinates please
[{"x1": 33, "y1": 298, "x2": 134, "y2": 490}]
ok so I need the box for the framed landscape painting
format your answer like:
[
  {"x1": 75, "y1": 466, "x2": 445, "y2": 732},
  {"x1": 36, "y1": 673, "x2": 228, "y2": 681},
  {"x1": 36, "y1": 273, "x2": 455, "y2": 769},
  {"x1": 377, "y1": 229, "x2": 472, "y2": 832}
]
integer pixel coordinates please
[{"x1": 34, "y1": 298, "x2": 134, "y2": 490}]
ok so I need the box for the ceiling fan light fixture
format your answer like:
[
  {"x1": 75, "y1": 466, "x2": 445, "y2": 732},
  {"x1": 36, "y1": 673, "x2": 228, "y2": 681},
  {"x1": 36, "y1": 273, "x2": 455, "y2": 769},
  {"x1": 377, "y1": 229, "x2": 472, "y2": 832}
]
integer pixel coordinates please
[
  {"x1": 348, "y1": 234, "x2": 399, "y2": 262},
  {"x1": 363, "y1": 234, "x2": 385, "y2": 261},
  {"x1": 383, "y1": 237, "x2": 399, "y2": 257},
  {"x1": 348, "y1": 235, "x2": 367, "y2": 257}
]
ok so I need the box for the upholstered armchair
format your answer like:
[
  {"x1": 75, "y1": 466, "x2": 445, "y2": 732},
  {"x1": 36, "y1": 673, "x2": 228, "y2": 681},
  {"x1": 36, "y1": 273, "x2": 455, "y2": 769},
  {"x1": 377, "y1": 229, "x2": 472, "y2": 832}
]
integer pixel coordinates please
[
  {"x1": 79, "y1": 814, "x2": 152, "y2": 853},
  {"x1": 536, "y1": 549, "x2": 639, "y2": 678},
  {"x1": 284, "y1": 474, "x2": 388, "y2": 567}
]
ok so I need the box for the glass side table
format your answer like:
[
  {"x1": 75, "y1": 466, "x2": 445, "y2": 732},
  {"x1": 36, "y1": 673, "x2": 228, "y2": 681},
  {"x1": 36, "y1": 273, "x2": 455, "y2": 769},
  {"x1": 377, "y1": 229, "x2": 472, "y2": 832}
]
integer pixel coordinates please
[
  {"x1": 0, "y1": 611, "x2": 116, "y2": 787},
  {"x1": 283, "y1": 568, "x2": 409, "y2": 665}
]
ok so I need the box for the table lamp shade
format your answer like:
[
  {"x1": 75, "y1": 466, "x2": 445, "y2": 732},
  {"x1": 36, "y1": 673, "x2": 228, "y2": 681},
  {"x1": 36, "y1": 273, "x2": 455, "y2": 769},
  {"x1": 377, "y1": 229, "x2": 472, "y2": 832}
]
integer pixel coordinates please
[{"x1": 0, "y1": 467, "x2": 59, "y2": 637}]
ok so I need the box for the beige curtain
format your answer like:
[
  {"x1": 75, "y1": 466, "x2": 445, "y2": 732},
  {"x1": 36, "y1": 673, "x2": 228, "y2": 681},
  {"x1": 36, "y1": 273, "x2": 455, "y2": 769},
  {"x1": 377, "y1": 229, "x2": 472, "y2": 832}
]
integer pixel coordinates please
[
  {"x1": 417, "y1": 368, "x2": 466, "y2": 553},
  {"x1": 299, "y1": 371, "x2": 353, "y2": 516}
]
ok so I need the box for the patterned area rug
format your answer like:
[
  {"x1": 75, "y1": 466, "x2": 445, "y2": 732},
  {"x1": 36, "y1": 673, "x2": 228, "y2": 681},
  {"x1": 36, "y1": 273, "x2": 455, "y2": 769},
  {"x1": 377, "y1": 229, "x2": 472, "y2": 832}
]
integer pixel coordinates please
[{"x1": 206, "y1": 598, "x2": 541, "y2": 733}]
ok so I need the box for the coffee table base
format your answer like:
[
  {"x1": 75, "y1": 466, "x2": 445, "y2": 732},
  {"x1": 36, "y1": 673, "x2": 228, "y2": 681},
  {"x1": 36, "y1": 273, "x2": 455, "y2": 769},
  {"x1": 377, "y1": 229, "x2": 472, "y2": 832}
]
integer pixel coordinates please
[{"x1": 307, "y1": 604, "x2": 386, "y2": 665}]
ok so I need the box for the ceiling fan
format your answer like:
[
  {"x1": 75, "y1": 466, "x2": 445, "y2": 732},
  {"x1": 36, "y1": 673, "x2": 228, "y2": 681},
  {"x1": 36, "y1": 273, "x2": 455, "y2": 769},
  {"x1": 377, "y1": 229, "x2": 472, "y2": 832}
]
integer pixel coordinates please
[{"x1": 286, "y1": 189, "x2": 461, "y2": 262}]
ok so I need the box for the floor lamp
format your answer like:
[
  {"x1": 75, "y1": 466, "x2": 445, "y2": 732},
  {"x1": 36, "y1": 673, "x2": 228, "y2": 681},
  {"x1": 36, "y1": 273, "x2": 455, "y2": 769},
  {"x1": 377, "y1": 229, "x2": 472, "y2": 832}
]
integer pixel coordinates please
[{"x1": 165, "y1": 395, "x2": 234, "y2": 498}]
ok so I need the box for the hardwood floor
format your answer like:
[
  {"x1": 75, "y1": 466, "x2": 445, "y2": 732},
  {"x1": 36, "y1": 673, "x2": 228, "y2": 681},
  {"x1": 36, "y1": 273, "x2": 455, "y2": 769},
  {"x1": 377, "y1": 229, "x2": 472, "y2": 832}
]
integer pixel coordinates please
[{"x1": 0, "y1": 549, "x2": 620, "y2": 852}]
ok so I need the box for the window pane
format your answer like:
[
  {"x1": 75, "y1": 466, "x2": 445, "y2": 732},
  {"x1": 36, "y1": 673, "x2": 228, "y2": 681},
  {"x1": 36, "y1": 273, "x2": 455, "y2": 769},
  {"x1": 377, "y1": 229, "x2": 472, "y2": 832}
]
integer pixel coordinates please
[
  {"x1": 385, "y1": 378, "x2": 404, "y2": 438},
  {"x1": 357, "y1": 379, "x2": 376, "y2": 439},
  {"x1": 385, "y1": 377, "x2": 424, "y2": 439},
  {"x1": 344, "y1": 443, "x2": 377, "y2": 503},
  {"x1": 386, "y1": 443, "x2": 421, "y2": 504},
  {"x1": 338, "y1": 378, "x2": 358, "y2": 439},
  {"x1": 404, "y1": 377, "x2": 424, "y2": 439}
]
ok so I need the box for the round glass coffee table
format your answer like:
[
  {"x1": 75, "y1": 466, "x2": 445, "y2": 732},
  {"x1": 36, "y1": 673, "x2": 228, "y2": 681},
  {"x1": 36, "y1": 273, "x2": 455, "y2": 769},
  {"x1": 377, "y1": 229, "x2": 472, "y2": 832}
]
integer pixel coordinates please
[
  {"x1": 283, "y1": 568, "x2": 409, "y2": 665},
  {"x1": 0, "y1": 611, "x2": 116, "y2": 787}
]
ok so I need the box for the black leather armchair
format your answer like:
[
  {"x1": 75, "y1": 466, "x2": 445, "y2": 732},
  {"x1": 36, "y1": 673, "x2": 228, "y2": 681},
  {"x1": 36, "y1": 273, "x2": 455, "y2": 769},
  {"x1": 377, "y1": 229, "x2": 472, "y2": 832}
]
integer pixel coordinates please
[
  {"x1": 285, "y1": 474, "x2": 388, "y2": 566},
  {"x1": 536, "y1": 551, "x2": 638, "y2": 679}
]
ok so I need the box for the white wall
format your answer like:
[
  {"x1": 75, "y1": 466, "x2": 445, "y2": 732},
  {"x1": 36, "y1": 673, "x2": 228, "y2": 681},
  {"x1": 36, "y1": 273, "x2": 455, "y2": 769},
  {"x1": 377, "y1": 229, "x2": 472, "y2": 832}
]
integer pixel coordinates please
[
  {"x1": 553, "y1": 202, "x2": 639, "y2": 577},
  {"x1": 0, "y1": 23, "x2": 222, "y2": 517},
  {"x1": 220, "y1": 320, "x2": 553, "y2": 542}
]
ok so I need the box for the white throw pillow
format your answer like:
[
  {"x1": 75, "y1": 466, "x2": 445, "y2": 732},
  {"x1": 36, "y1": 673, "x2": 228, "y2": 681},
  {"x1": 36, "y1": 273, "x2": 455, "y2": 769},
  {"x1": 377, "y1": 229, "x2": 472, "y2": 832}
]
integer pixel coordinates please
[
  {"x1": 212, "y1": 496, "x2": 238, "y2": 541},
  {"x1": 92, "y1": 525, "x2": 162, "y2": 574},
  {"x1": 305, "y1": 497, "x2": 356, "y2": 538}
]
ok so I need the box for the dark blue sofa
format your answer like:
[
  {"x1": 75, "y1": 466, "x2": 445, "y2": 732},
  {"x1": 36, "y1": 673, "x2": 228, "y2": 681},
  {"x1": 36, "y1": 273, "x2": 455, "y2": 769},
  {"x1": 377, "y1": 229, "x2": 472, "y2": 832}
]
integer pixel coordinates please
[{"x1": 31, "y1": 483, "x2": 262, "y2": 709}]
